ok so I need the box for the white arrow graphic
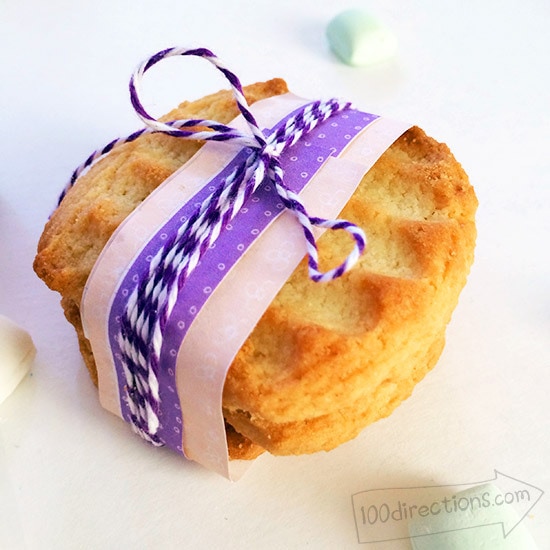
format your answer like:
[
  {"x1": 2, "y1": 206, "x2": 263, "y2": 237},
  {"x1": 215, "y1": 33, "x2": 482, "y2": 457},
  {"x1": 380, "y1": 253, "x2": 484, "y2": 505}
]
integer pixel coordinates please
[{"x1": 351, "y1": 470, "x2": 544, "y2": 544}]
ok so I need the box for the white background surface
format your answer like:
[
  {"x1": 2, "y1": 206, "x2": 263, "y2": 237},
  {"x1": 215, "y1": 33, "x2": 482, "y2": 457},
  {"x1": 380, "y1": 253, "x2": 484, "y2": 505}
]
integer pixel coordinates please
[{"x1": 1, "y1": 1, "x2": 549, "y2": 548}]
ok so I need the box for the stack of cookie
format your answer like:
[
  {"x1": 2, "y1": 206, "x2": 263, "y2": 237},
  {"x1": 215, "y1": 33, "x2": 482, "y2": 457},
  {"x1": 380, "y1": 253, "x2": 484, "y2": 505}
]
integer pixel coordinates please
[{"x1": 34, "y1": 78, "x2": 477, "y2": 460}]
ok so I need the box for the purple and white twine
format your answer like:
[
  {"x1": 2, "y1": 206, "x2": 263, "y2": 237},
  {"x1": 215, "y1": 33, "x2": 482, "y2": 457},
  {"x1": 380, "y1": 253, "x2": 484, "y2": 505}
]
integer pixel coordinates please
[{"x1": 64, "y1": 47, "x2": 367, "y2": 445}]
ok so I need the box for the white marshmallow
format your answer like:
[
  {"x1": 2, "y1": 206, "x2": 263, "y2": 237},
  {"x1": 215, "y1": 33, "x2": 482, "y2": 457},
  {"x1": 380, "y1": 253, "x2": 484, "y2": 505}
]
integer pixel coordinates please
[{"x1": 0, "y1": 315, "x2": 35, "y2": 405}]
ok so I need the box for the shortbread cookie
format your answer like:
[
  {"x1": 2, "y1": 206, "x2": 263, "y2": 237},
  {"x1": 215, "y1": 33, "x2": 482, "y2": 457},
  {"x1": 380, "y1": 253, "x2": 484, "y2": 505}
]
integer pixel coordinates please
[{"x1": 34, "y1": 78, "x2": 477, "y2": 459}]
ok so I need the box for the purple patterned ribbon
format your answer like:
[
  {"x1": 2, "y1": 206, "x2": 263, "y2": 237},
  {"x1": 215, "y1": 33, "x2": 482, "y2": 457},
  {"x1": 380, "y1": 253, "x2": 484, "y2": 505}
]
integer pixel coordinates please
[{"x1": 110, "y1": 105, "x2": 378, "y2": 451}]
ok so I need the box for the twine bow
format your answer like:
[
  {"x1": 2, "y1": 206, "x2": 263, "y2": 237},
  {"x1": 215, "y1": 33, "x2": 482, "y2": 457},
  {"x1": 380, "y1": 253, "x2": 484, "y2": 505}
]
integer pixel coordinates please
[{"x1": 63, "y1": 47, "x2": 367, "y2": 444}]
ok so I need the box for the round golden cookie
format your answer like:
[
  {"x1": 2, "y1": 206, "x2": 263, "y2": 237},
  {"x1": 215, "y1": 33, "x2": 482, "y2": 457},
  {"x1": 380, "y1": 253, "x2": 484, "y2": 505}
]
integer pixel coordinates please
[{"x1": 34, "y1": 79, "x2": 477, "y2": 460}]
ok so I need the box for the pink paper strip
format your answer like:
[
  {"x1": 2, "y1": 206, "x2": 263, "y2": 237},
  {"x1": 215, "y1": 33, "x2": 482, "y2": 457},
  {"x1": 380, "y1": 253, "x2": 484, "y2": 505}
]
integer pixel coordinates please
[{"x1": 81, "y1": 93, "x2": 411, "y2": 479}]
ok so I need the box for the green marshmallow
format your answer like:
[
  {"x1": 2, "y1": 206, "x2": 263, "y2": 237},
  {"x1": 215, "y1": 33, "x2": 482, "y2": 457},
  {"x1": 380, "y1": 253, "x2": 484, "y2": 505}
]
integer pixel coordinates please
[
  {"x1": 326, "y1": 9, "x2": 398, "y2": 67},
  {"x1": 408, "y1": 484, "x2": 539, "y2": 550}
]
